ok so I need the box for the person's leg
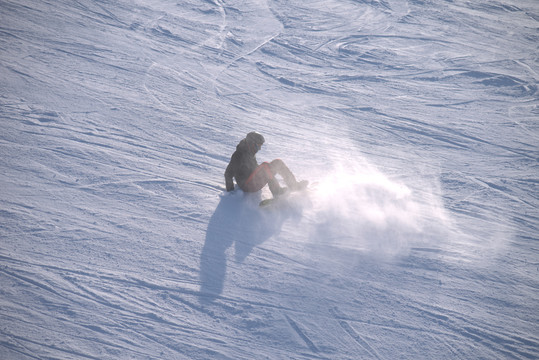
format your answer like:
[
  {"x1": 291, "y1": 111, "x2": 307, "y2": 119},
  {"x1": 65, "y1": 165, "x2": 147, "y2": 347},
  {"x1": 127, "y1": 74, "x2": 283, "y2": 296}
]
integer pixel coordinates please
[
  {"x1": 268, "y1": 159, "x2": 307, "y2": 190},
  {"x1": 242, "y1": 162, "x2": 274, "y2": 192},
  {"x1": 242, "y1": 160, "x2": 305, "y2": 195}
]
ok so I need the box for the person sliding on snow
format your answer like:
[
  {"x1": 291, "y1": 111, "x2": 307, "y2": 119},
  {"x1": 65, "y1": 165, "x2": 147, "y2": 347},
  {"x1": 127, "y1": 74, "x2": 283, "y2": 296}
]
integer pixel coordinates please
[{"x1": 225, "y1": 132, "x2": 308, "y2": 197}]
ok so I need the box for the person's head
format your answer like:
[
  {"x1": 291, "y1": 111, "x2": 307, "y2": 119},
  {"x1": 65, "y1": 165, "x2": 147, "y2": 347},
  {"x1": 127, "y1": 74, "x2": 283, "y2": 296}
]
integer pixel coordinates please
[{"x1": 246, "y1": 131, "x2": 265, "y2": 152}]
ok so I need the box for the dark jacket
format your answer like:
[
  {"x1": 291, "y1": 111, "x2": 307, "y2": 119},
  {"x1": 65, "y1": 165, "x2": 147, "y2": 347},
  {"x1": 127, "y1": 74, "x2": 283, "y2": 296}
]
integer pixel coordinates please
[{"x1": 224, "y1": 139, "x2": 258, "y2": 191}]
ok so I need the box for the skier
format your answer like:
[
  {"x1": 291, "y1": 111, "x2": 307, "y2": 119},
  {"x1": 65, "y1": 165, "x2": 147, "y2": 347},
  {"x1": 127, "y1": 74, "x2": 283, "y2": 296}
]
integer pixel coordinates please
[{"x1": 225, "y1": 132, "x2": 308, "y2": 197}]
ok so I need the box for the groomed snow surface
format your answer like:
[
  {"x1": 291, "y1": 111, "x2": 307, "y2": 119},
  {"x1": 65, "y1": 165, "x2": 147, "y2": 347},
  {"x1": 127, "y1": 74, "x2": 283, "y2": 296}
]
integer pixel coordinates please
[{"x1": 1, "y1": 0, "x2": 538, "y2": 359}]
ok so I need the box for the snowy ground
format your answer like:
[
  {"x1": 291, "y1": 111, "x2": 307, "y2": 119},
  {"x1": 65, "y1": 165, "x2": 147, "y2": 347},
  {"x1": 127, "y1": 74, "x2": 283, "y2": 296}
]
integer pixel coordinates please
[{"x1": 1, "y1": 0, "x2": 538, "y2": 359}]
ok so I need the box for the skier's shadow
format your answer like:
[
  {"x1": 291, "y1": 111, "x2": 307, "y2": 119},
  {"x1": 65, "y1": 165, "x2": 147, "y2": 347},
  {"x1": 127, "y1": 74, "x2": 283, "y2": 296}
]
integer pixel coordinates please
[{"x1": 199, "y1": 191, "x2": 297, "y2": 304}]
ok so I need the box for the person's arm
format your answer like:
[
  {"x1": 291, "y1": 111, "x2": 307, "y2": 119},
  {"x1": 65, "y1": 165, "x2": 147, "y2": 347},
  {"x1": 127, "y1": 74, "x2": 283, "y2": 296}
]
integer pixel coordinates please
[{"x1": 224, "y1": 157, "x2": 235, "y2": 192}]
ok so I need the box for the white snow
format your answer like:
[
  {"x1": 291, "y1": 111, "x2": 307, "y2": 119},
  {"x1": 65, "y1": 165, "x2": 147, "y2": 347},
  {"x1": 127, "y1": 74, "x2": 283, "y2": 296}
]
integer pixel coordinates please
[{"x1": 1, "y1": 0, "x2": 538, "y2": 359}]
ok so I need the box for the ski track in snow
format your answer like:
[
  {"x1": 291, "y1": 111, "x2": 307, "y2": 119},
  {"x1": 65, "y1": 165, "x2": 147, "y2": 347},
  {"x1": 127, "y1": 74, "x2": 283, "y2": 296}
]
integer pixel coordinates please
[{"x1": 1, "y1": 0, "x2": 538, "y2": 359}]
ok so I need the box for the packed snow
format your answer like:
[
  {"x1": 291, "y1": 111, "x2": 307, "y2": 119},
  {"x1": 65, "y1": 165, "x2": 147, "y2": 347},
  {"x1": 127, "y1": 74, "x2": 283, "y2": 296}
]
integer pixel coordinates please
[{"x1": 1, "y1": 0, "x2": 538, "y2": 359}]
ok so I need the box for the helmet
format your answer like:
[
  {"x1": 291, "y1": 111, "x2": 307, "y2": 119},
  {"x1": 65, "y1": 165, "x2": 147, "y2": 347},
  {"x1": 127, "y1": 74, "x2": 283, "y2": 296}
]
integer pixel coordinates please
[{"x1": 246, "y1": 131, "x2": 265, "y2": 146}]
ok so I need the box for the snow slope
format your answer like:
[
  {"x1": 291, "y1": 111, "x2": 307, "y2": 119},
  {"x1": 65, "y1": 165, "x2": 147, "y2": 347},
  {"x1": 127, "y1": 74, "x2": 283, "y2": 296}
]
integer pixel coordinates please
[{"x1": 1, "y1": 0, "x2": 538, "y2": 358}]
